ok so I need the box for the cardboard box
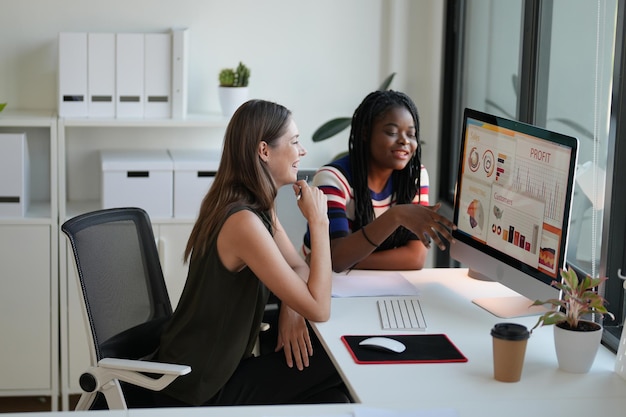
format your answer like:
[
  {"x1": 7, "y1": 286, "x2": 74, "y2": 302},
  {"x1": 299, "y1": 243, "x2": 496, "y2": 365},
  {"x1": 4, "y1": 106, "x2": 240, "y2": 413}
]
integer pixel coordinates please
[
  {"x1": 169, "y1": 149, "x2": 220, "y2": 219},
  {"x1": 100, "y1": 149, "x2": 173, "y2": 219}
]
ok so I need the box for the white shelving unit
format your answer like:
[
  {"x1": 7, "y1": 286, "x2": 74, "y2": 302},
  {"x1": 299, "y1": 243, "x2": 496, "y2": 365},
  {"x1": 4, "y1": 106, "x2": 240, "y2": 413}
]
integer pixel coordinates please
[
  {"x1": 56, "y1": 113, "x2": 228, "y2": 410},
  {"x1": 0, "y1": 110, "x2": 313, "y2": 410},
  {"x1": 0, "y1": 110, "x2": 59, "y2": 410}
]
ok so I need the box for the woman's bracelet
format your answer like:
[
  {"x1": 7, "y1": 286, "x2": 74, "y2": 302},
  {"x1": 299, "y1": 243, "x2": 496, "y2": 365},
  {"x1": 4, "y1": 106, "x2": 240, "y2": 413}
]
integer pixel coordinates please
[{"x1": 361, "y1": 227, "x2": 379, "y2": 248}]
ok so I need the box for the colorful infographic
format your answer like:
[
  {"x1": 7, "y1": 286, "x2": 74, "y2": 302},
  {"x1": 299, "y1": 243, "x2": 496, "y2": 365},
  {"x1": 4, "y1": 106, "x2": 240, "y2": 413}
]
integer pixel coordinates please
[{"x1": 457, "y1": 120, "x2": 571, "y2": 276}]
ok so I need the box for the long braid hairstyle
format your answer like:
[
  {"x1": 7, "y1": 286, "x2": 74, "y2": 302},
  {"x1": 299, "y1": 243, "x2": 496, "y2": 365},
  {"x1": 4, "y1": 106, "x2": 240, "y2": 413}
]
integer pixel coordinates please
[{"x1": 348, "y1": 90, "x2": 422, "y2": 250}]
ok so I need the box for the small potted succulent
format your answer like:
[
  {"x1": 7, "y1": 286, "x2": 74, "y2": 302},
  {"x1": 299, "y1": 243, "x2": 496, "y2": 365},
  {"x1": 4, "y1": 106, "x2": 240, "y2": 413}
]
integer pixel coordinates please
[
  {"x1": 218, "y1": 61, "x2": 250, "y2": 118},
  {"x1": 531, "y1": 266, "x2": 614, "y2": 373}
]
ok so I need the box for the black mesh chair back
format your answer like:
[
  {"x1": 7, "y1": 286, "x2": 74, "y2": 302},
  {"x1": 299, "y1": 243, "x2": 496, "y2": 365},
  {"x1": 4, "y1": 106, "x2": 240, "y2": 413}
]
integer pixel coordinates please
[{"x1": 62, "y1": 207, "x2": 175, "y2": 408}]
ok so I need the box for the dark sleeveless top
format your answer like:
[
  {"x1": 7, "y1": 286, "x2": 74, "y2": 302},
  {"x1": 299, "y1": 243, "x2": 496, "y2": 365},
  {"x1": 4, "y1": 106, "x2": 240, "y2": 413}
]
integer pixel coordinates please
[{"x1": 157, "y1": 206, "x2": 272, "y2": 405}]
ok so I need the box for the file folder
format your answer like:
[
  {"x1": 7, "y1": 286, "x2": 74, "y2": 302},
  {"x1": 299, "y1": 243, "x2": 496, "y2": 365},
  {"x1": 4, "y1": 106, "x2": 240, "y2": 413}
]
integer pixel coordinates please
[
  {"x1": 144, "y1": 32, "x2": 172, "y2": 118},
  {"x1": 116, "y1": 33, "x2": 144, "y2": 118},
  {"x1": 171, "y1": 27, "x2": 189, "y2": 119},
  {"x1": 88, "y1": 33, "x2": 116, "y2": 118},
  {"x1": 58, "y1": 32, "x2": 88, "y2": 117}
]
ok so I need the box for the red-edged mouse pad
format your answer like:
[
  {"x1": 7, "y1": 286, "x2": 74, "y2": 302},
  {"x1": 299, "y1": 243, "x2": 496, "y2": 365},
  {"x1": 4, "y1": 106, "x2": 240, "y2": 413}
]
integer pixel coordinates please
[{"x1": 341, "y1": 334, "x2": 468, "y2": 364}]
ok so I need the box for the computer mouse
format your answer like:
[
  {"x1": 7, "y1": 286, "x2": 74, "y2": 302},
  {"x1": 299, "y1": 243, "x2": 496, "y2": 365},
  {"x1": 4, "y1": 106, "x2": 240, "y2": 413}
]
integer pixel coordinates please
[{"x1": 358, "y1": 336, "x2": 406, "y2": 353}]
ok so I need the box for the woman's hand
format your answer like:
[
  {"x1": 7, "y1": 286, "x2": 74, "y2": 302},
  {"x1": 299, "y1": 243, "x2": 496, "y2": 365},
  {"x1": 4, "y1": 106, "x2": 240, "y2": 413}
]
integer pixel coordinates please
[
  {"x1": 398, "y1": 203, "x2": 456, "y2": 250},
  {"x1": 276, "y1": 303, "x2": 313, "y2": 371},
  {"x1": 293, "y1": 180, "x2": 328, "y2": 226}
]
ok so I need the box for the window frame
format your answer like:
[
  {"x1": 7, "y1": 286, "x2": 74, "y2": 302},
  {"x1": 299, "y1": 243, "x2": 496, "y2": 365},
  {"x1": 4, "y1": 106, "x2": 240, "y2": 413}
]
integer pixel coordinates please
[{"x1": 438, "y1": 0, "x2": 626, "y2": 352}]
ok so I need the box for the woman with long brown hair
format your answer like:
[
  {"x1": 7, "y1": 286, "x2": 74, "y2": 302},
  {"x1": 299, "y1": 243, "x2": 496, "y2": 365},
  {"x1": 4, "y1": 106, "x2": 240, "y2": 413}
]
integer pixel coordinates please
[{"x1": 158, "y1": 99, "x2": 347, "y2": 406}]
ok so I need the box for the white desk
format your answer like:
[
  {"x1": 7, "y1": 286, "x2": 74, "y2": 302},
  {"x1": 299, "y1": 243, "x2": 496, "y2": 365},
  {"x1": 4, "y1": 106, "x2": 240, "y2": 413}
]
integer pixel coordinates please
[
  {"x1": 5, "y1": 268, "x2": 624, "y2": 417},
  {"x1": 311, "y1": 268, "x2": 626, "y2": 416}
]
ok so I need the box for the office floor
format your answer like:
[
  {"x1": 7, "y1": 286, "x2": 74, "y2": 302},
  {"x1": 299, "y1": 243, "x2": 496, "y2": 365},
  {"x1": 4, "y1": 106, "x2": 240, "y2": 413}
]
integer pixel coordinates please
[{"x1": 0, "y1": 395, "x2": 80, "y2": 413}]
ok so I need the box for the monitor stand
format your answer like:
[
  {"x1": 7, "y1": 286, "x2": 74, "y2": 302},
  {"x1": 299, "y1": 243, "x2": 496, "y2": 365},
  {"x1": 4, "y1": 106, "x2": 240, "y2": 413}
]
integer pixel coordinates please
[{"x1": 467, "y1": 269, "x2": 550, "y2": 319}]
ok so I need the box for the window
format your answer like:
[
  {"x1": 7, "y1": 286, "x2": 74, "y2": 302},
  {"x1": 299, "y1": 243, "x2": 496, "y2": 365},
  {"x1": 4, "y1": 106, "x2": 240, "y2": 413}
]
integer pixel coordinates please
[{"x1": 439, "y1": 0, "x2": 626, "y2": 352}]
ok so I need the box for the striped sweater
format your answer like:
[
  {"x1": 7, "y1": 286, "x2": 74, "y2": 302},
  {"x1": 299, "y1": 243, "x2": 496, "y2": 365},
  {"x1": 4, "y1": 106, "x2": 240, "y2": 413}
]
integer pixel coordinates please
[{"x1": 302, "y1": 155, "x2": 429, "y2": 256}]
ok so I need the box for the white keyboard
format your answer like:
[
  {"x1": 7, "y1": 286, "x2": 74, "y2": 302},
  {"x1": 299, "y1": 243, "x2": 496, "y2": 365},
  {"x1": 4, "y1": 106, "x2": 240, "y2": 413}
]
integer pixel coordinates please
[{"x1": 377, "y1": 297, "x2": 427, "y2": 330}]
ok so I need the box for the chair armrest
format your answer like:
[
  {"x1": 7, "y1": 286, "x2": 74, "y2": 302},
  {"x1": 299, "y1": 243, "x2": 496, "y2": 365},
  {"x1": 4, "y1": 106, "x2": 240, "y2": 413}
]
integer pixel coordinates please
[
  {"x1": 76, "y1": 358, "x2": 191, "y2": 410},
  {"x1": 99, "y1": 357, "x2": 191, "y2": 375}
]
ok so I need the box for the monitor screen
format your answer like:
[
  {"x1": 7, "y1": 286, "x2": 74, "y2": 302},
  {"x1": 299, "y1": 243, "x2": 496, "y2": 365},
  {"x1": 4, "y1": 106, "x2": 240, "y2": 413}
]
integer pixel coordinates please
[{"x1": 450, "y1": 108, "x2": 578, "y2": 318}]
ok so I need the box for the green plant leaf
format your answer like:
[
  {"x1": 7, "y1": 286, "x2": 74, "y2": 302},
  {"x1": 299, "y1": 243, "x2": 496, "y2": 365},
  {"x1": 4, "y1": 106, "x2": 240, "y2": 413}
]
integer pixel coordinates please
[
  {"x1": 378, "y1": 72, "x2": 396, "y2": 91},
  {"x1": 0, "y1": 103, "x2": 6, "y2": 112},
  {"x1": 312, "y1": 118, "x2": 352, "y2": 142},
  {"x1": 531, "y1": 266, "x2": 614, "y2": 331}
]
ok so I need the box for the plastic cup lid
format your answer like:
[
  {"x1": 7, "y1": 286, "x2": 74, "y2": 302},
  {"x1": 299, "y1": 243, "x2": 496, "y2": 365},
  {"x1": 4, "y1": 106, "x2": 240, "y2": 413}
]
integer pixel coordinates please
[{"x1": 491, "y1": 322, "x2": 530, "y2": 340}]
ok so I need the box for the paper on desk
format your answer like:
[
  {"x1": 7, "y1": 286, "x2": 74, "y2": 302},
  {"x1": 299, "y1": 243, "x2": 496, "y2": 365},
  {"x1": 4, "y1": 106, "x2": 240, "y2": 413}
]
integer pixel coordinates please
[{"x1": 331, "y1": 271, "x2": 420, "y2": 297}]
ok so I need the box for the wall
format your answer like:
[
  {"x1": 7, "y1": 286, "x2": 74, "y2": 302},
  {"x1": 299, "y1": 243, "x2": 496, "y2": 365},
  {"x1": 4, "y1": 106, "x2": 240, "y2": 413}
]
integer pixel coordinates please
[{"x1": 0, "y1": 0, "x2": 445, "y2": 265}]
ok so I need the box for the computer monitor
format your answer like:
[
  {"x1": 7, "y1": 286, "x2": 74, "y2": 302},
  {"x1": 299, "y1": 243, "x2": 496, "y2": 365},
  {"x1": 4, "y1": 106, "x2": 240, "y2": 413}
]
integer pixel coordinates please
[{"x1": 450, "y1": 108, "x2": 579, "y2": 318}]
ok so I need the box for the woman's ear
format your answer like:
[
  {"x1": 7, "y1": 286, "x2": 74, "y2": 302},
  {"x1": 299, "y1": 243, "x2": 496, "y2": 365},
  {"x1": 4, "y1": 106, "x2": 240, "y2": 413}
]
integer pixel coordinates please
[{"x1": 258, "y1": 140, "x2": 269, "y2": 163}]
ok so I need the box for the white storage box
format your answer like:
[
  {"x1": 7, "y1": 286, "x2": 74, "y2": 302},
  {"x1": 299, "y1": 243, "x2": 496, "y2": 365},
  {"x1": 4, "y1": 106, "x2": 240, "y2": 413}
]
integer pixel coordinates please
[
  {"x1": 100, "y1": 149, "x2": 173, "y2": 219},
  {"x1": 169, "y1": 149, "x2": 220, "y2": 219},
  {"x1": 0, "y1": 133, "x2": 29, "y2": 217}
]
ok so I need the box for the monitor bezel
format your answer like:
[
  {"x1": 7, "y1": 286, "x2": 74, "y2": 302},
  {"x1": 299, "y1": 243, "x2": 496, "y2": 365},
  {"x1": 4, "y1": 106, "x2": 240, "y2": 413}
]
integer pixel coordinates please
[{"x1": 451, "y1": 108, "x2": 579, "y2": 289}]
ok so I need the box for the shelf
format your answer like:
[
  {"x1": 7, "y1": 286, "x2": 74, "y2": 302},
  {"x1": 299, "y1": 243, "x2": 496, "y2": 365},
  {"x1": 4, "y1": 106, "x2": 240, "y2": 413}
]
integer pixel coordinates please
[
  {"x1": 0, "y1": 111, "x2": 57, "y2": 224},
  {"x1": 0, "y1": 202, "x2": 53, "y2": 224},
  {"x1": 0, "y1": 109, "x2": 57, "y2": 126},
  {"x1": 59, "y1": 112, "x2": 228, "y2": 128},
  {"x1": 65, "y1": 200, "x2": 197, "y2": 224},
  {"x1": 55, "y1": 111, "x2": 228, "y2": 407}
]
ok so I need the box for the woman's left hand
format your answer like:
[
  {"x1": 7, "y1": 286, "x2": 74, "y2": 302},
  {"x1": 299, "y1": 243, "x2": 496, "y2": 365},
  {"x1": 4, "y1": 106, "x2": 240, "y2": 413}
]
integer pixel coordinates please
[{"x1": 276, "y1": 303, "x2": 313, "y2": 370}]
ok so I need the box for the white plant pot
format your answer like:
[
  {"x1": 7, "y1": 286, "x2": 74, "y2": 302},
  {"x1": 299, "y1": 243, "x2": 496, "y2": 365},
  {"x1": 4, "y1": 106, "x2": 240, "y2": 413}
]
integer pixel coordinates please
[
  {"x1": 218, "y1": 86, "x2": 249, "y2": 119},
  {"x1": 553, "y1": 320, "x2": 603, "y2": 373}
]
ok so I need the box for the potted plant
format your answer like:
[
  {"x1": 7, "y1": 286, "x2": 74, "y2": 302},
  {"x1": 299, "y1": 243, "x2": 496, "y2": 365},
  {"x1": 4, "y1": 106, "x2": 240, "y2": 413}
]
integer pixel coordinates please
[
  {"x1": 218, "y1": 61, "x2": 250, "y2": 118},
  {"x1": 531, "y1": 266, "x2": 614, "y2": 373}
]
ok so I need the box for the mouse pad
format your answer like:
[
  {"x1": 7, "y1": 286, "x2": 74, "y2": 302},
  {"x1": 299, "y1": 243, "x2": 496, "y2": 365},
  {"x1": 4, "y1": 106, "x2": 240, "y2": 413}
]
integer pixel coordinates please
[{"x1": 341, "y1": 334, "x2": 468, "y2": 364}]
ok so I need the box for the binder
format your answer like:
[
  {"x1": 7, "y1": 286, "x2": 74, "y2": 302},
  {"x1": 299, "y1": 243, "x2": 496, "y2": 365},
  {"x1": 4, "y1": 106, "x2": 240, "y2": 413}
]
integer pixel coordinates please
[
  {"x1": 0, "y1": 133, "x2": 29, "y2": 217},
  {"x1": 88, "y1": 33, "x2": 116, "y2": 118},
  {"x1": 58, "y1": 32, "x2": 88, "y2": 117},
  {"x1": 116, "y1": 33, "x2": 144, "y2": 118},
  {"x1": 171, "y1": 27, "x2": 189, "y2": 119},
  {"x1": 144, "y1": 32, "x2": 172, "y2": 118}
]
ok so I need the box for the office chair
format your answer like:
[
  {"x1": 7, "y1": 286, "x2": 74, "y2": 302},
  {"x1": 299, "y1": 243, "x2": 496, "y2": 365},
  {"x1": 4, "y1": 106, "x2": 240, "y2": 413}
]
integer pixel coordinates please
[{"x1": 62, "y1": 207, "x2": 190, "y2": 410}]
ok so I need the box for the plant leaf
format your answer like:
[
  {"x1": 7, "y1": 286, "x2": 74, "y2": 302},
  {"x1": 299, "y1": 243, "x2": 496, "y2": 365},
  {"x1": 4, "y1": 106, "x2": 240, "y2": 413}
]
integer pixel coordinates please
[
  {"x1": 531, "y1": 311, "x2": 566, "y2": 332},
  {"x1": 312, "y1": 118, "x2": 352, "y2": 142},
  {"x1": 532, "y1": 298, "x2": 563, "y2": 308},
  {"x1": 378, "y1": 72, "x2": 396, "y2": 91}
]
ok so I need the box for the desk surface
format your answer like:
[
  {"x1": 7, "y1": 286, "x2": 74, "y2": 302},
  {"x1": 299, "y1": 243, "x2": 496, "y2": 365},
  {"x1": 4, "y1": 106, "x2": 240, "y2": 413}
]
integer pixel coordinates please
[
  {"x1": 6, "y1": 268, "x2": 624, "y2": 417},
  {"x1": 311, "y1": 268, "x2": 626, "y2": 416}
]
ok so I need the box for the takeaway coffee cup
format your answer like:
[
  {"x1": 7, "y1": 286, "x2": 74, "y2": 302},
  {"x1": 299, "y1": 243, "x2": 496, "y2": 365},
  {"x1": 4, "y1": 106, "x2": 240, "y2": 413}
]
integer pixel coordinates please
[{"x1": 491, "y1": 322, "x2": 530, "y2": 382}]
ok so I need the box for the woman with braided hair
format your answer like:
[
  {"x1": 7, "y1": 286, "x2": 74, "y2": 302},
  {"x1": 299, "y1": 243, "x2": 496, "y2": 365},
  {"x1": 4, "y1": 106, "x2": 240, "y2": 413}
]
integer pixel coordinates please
[{"x1": 303, "y1": 90, "x2": 455, "y2": 272}]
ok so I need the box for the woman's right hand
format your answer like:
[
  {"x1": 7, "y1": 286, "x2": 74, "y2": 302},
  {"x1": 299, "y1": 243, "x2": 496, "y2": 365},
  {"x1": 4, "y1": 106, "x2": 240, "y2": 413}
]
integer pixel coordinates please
[
  {"x1": 395, "y1": 203, "x2": 456, "y2": 250},
  {"x1": 293, "y1": 180, "x2": 328, "y2": 225}
]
